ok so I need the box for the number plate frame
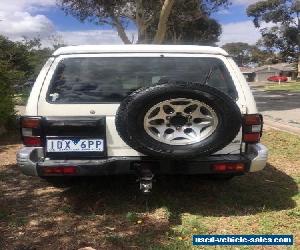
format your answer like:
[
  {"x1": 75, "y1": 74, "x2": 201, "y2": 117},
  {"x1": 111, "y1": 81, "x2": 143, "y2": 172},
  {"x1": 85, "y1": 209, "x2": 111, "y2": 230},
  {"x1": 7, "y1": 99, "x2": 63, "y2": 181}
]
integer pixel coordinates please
[
  {"x1": 43, "y1": 116, "x2": 107, "y2": 159},
  {"x1": 45, "y1": 137, "x2": 107, "y2": 159},
  {"x1": 47, "y1": 139, "x2": 104, "y2": 152}
]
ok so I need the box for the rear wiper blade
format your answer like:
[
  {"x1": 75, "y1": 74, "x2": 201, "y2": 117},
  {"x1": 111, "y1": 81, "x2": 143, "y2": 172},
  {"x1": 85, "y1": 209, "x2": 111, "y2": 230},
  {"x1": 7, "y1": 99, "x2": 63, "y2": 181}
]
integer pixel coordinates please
[{"x1": 202, "y1": 66, "x2": 214, "y2": 85}]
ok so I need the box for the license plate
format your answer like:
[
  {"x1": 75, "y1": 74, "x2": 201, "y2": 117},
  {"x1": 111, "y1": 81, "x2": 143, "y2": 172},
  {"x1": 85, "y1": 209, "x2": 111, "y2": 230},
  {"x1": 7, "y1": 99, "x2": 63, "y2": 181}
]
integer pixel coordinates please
[{"x1": 47, "y1": 139, "x2": 104, "y2": 152}]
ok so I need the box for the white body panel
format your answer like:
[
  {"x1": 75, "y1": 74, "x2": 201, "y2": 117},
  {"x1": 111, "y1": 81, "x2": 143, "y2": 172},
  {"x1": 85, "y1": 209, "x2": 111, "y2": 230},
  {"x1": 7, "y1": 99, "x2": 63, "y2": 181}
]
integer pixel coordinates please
[
  {"x1": 25, "y1": 45, "x2": 257, "y2": 157},
  {"x1": 53, "y1": 45, "x2": 229, "y2": 56}
]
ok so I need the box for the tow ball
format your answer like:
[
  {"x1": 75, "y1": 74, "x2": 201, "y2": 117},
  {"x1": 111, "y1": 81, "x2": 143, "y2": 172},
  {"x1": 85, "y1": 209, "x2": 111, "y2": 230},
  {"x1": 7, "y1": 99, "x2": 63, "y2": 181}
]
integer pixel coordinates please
[{"x1": 133, "y1": 162, "x2": 155, "y2": 194}]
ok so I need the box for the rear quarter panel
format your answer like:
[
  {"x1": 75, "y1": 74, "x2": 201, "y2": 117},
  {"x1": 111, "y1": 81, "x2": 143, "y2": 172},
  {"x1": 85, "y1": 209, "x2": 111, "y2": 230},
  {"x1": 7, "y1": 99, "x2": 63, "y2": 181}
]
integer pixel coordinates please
[{"x1": 26, "y1": 58, "x2": 55, "y2": 116}]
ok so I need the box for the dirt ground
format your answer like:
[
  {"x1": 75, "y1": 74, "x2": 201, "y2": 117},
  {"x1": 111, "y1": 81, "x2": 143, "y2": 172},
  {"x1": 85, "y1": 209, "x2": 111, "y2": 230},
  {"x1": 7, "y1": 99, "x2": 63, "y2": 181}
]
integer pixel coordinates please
[{"x1": 0, "y1": 131, "x2": 299, "y2": 250}]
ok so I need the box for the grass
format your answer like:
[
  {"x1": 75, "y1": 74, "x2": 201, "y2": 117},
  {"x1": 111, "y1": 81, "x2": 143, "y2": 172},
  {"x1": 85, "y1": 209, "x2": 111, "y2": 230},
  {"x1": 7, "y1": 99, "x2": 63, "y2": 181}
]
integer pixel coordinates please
[
  {"x1": 0, "y1": 129, "x2": 299, "y2": 249},
  {"x1": 0, "y1": 209, "x2": 9, "y2": 221},
  {"x1": 262, "y1": 130, "x2": 300, "y2": 162},
  {"x1": 126, "y1": 211, "x2": 139, "y2": 222},
  {"x1": 8, "y1": 217, "x2": 29, "y2": 227},
  {"x1": 0, "y1": 208, "x2": 28, "y2": 227},
  {"x1": 265, "y1": 81, "x2": 300, "y2": 92}
]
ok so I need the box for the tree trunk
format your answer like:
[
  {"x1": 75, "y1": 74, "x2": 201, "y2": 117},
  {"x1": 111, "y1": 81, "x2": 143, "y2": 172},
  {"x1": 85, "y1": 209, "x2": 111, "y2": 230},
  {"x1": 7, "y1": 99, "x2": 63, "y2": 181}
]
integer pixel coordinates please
[
  {"x1": 135, "y1": 0, "x2": 153, "y2": 43},
  {"x1": 298, "y1": 54, "x2": 300, "y2": 79},
  {"x1": 153, "y1": 0, "x2": 175, "y2": 44},
  {"x1": 136, "y1": 0, "x2": 146, "y2": 43},
  {"x1": 0, "y1": 124, "x2": 6, "y2": 135},
  {"x1": 297, "y1": 8, "x2": 300, "y2": 79},
  {"x1": 111, "y1": 15, "x2": 132, "y2": 44}
]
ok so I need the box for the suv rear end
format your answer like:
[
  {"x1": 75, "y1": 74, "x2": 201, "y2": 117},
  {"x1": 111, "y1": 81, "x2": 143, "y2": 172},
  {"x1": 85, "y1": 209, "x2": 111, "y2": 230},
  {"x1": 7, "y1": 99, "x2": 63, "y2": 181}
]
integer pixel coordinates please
[{"x1": 17, "y1": 45, "x2": 268, "y2": 186}]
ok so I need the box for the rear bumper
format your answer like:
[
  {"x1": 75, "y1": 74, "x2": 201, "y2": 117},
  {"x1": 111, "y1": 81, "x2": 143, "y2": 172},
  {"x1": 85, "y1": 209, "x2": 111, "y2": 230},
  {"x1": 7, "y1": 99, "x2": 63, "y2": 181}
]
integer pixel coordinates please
[
  {"x1": 248, "y1": 143, "x2": 268, "y2": 172},
  {"x1": 17, "y1": 143, "x2": 268, "y2": 177}
]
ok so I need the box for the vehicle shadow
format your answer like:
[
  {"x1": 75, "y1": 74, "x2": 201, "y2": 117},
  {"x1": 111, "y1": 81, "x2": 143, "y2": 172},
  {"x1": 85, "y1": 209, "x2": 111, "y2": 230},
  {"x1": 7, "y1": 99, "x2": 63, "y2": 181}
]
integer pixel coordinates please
[
  {"x1": 0, "y1": 162, "x2": 298, "y2": 249},
  {"x1": 62, "y1": 163, "x2": 298, "y2": 217}
]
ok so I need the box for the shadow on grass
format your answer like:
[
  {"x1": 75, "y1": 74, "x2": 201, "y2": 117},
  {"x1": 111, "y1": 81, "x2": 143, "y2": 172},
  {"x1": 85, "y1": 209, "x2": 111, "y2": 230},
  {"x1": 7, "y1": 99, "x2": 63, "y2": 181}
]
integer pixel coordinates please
[
  {"x1": 0, "y1": 162, "x2": 298, "y2": 249},
  {"x1": 59, "y1": 163, "x2": 298, "y2": 248},
  {"x1": 63, "y1": 163, "x2": 298, "y2": 217}
]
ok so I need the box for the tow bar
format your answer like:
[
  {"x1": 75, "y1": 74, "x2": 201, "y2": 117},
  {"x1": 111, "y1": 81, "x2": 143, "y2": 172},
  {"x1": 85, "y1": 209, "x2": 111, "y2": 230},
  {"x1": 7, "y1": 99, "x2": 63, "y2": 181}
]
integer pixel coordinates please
[{"x1": 133, "y1": 162, "x2": 155, "y2": 194}]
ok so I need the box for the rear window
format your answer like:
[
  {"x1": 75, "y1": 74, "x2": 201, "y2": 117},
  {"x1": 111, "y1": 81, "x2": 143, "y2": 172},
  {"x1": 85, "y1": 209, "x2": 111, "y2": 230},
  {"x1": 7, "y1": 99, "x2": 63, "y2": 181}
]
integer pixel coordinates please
[{"x1": 47, "y1": 57, "x2": 237, "y2": 103}]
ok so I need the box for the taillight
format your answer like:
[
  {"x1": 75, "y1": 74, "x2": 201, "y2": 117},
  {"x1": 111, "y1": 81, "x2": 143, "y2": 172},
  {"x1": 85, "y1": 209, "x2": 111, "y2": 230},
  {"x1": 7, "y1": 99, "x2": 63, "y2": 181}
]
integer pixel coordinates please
[
  {"x1": 212, "y1": 163, "x2": 245, "y2": 173},
  {"x1": 21, "y1": 118, "x2": 40, "y2": 128},
  {"x1": 23, "y1": 136, "x2": 42, "y2": 146},
  {"x1": 242, "y1": 114, "x2": 263, "y2": 143},
  {"x1": 43, "y1": 166, "x2": 77, "y2": 175},
  {"x1": 20, "y1": 117, "x2": 43, "y2": 146}
]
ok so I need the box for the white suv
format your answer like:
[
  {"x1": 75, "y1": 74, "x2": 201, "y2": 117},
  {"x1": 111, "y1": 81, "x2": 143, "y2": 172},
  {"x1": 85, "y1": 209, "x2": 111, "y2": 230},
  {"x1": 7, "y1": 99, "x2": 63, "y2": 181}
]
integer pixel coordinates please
[{"x1": 17, "y1": 45, "x2": 268, "y2": 191}]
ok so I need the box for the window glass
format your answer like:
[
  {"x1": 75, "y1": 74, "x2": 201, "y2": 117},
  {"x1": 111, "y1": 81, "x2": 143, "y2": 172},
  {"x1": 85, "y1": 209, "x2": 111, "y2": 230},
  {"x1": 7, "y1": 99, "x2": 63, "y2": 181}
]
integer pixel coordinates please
[{"x1": 47, "y1": 57, "x2": 237, "y2": 103}]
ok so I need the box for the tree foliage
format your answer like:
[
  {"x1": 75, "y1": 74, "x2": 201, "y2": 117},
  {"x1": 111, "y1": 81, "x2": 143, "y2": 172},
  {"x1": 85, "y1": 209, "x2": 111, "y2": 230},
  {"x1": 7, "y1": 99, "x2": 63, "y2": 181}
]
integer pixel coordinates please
[
  {"x1": 247, "y1": 0, "x2": 300, "y2": 63},
  {"x1": 0, "y1": 36, "x2": 27, "y2": 128},
  {"x1": 222, "y1": 42, "x2": 254, "y2": 66},
  {"x1": 0, "y1": 36, "x2": 52, "y2": 129},
  {"x1": 251, "y1": 45, "x2": 280, "y2": 65},
  {"x1": 21, "y1": 37, "x2": 53, "y2": 77},
  {"x1": 146, "y1": 14, "x2": 221, "y2": 44},
  {"x1": 59, "y1": 0, "x2": 229, "y2": 44},
  {"x1": 222, "y1": 42, "x2": 278, "y2": 66}
]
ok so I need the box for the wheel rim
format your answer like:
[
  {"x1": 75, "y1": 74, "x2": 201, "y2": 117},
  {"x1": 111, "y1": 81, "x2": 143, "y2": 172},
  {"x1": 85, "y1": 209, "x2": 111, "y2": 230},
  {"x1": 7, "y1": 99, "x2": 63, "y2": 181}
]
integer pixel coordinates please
[{"x1": 143, "y1": 98, "x2": 219, "y2": 145}]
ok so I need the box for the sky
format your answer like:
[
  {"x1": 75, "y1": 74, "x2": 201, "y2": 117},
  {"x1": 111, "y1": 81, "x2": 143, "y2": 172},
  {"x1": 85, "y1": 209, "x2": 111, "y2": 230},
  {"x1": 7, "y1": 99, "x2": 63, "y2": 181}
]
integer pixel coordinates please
[{"x1": 0, "y1": 0, "x2": 263, "y2": 47}]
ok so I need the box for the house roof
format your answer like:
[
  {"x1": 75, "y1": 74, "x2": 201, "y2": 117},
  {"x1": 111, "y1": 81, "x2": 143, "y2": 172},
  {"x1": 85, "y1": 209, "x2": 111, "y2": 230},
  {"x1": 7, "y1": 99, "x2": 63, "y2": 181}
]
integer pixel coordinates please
[
  {"x1": 240, "y1": 67, "x2": 256, "y2": 74},
  {"x1": 53, "y1": 45, "x2": 229, "y2": 56},
  {"x1": 254, "y1": 63, "x2": 296, "y2": 72}
]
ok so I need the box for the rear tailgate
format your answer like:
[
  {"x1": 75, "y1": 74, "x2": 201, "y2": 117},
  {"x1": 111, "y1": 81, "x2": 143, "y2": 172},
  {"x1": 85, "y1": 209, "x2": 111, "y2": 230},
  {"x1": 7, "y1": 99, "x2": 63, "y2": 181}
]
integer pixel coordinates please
[{"x1": 36, "y1": 53, "x2": 247, "y2": 157}]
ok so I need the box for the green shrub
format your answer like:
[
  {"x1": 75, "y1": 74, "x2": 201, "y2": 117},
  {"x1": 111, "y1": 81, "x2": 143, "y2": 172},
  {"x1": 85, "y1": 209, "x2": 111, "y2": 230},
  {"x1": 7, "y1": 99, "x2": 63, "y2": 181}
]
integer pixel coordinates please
[
  {"x1": 0, "y1": 64, "x2": 16, "y2": 130},
  {"x1": 0, "y1": 36, "x2": 52, "y2": 131}
]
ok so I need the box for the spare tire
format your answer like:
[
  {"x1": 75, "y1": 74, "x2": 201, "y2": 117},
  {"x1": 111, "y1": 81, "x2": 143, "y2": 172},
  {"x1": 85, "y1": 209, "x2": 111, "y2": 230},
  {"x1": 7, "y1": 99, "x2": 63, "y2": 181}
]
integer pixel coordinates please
[{"x1": 115, "y1": 82, "x2": 242, "y2": 159}]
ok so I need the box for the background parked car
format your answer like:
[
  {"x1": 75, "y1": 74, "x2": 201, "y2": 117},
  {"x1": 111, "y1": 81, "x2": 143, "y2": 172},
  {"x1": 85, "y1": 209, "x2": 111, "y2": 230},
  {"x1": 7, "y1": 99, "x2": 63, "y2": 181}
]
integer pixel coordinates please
[{"x1": 267, "y1": 75, "x2": 288, "y2": 82}]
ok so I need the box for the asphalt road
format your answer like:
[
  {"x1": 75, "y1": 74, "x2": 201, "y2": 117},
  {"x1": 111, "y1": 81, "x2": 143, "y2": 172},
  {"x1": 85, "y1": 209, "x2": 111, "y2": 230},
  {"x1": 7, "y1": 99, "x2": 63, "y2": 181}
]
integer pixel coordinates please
[{"x1": 251, "y1": 86, "x2": 300, "y2": 135}]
